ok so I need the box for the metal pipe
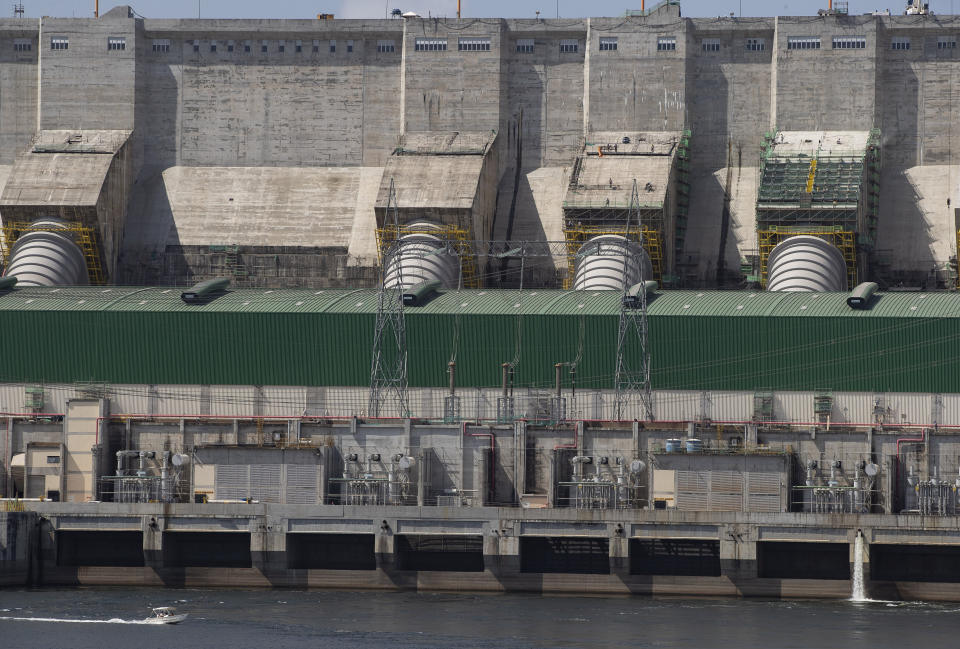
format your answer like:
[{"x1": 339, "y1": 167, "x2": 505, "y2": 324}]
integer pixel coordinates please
[
  {"x1": 501, "y1": 363, "x2": 510, "y2": 398},
  {"x1": 448, "y1": 361, "x2": 456, "y2": 396},
  {"x1": 896, "y1": 428, "x2": 927, "y2": 509},
  {"x1": 95, "y1": 0, "x2": 99, "y2": 17},
  {"x1": 555, "y1": 363, "x2": 562, "y2": 399},
  {"x1": 463, "y1": 422, "x2": 495, "y2": 505},
  {"x1": 161, "y1": 451, "x2": 171, "y2": 503}
]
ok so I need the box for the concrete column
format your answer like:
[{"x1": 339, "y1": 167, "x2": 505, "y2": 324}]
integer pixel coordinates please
[
  {"x1": 719, "y1": 524, "x2": 756, "y2": 582},
  {"x1": 609, "y1": 524, "x2": 629, "y2": 577},
  {"x1": 582, "y1": 18, "x2": 591, "y2": 137},
  {"x1": 142, "y1": 514, "x2": 163, "y2": 570},
  {"x1": 3, "y1": 417, "x2": 11, "y2": 497},
  {"x1": 375, "y1": 518, "x2": 397, "y2": 572}
]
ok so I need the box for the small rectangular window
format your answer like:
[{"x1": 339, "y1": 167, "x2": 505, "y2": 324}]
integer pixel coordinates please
[
  {"x1": 516, "y1": 38, "x2": 534, "y2": 53},
  {"x1": 559, "y1": 39, "x2": 578, "y2": 53},
  {"x1": 701, "y1": 38, "x2": 721, "y2": 52},
  {"x1": 415, "y1": 38, "x2": 447, "y2": 52},
  {"x1": 745, "y1": 37, "x2": 765, "y2": 51},
  {"x1": 937, "y1": 35, "x2": 956, "y2": 49},
  {"x1": 312, "y1": 39, "x2": 320, "y2": 53},
  {"x1": 210, "y1": 41, "x2": 217, "y2": 52},
  {"x1": 295, "y1": 39, "x2": 303, "y2": 53},
  {"x1": 14, "y1": 38, "x2": 31, "y2": 52},
  {"x1": 657, "y1": 36, "x2": 676, "y2": 51},
  {"x1": 50, "y1": 37, "x2": 69, "y2": 51},
  {"x1": 227, "y1": 40, "x2": 235, "y2": 52},
  {"x1": 459, "y1": 37, "x2": 491, "y2": 52},
  {"x1": 244, "y1": 40, "x2": 252, "y2": 53},
  {"x1": 278, "y1": 39, "x2": 285, "y2": 53},
  {"x1": 891, "y1": 36, "x2": 911, "y2": 50},
  {"x1": 108, "y1": 37, "x2": 125, "y2": 51},
  {"x1": 46, "y1": 455, "x2": 60, "y2": 464},
  {"x1": 832, "y1": 36, "x2": 866, "y2": 49},
  {"x1": 347, "y1": 40, "x2": 354, "y2": 53},
  {"x1": 377, "y1": 40, "x2": 395, "y2": 53},
  {"x1": 192, "y1": 39, "x2": 199, "y2": 53},
  {"x1": 599, "y1": 37, "x2": 618, "y2": 52},
  {"x1": 787, "y1": 36, "x2": 821, "y2": 50},
  {"x1": 261, "y1": 40, "x2": 269, "y2": 53},
  {"x1": 330, "y1": 39, "x2": 336, "y2": 53}
]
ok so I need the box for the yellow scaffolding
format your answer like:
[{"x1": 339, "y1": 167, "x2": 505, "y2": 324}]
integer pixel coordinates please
[
  {"x1": 376, "y1": 223, "x2": 481, "y2": 289},
  {"x1": 562, "y1": 225, "x2": 663, "y2": 289},
  {"x1": 0, "y1": 221, "x2": 105, "y2": 285},
  {"x1": 758, "y1": 227, "x2": 856, "y2": 289}
]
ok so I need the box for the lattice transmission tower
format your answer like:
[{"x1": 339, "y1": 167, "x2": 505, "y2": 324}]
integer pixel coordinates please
[
  {"x1": 614, "y1": 179, "x2": 654, "y2": 421},
  {"x1": 368, "y1": 178, "x2": 409, "y2": 418}
]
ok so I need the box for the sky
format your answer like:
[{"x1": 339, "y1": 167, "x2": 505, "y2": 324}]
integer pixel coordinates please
[{"x1": 13, "y1": 0, "x2": 956, "y2": 20}]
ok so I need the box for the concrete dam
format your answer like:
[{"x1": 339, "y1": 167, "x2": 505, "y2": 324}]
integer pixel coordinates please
[{"x1": 3, "y1": 2, "x2": 960, "y2": 600}]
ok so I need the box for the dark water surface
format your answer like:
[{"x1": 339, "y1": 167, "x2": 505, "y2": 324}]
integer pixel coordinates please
[{"x1": 1, "y1": 588, "x2": 959, "y2": 649}]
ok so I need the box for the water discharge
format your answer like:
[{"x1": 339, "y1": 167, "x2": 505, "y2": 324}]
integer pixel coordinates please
[{"x1": 851, "y1": 530, "x2": 867, "y2": 601}]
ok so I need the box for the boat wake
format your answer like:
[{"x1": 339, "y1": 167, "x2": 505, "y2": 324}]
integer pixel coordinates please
[{"x1": 0, "y1": 616, "x2": 144, "y2": 624}]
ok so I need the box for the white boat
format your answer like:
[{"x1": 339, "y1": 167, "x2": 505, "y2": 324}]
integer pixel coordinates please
[{"x1": 144, "y1": 607, "x2": 188, "y2": 625}]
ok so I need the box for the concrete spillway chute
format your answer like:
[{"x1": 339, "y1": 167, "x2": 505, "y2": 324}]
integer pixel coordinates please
[
  {"x1": 383, "y1": 226, "x2": 459, "y2": 290},
  {"x1": 573, "y1": 235, "x2": 653, "y2": 291},
  {"x1": 766, "y1": 235, "x2": 847, "y2": 292},
  {"x1": 3, "y1": 218, "x2": 90, "y2": 287}
]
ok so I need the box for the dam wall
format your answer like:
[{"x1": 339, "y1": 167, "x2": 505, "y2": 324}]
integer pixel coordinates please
[{"x1": 0, "y1": 7, "x2": 955, "y2": 285}]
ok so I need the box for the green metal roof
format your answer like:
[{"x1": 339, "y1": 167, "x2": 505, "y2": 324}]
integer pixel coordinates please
[
  {"x1": 0, "y1": 287, "x2": 958, "y2": 393},
  {"x1": 2, "y1": 287, "x2": 958, "y2": 319}
]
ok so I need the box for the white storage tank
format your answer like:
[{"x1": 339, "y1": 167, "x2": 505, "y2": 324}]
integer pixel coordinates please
[
  {"x1": 766, "y1": 235, "x2": 847, "y2": 292},
  {"x1": 573, "y1": 235, "x2": 653, "y2": 291}
]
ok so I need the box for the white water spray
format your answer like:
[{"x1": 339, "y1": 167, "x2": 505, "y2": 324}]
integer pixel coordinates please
[{"x1": 851, "y1": 530, "x2": 866, "y2": 601}]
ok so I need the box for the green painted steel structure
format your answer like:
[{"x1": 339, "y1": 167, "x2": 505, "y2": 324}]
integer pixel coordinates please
[{"x1": 0, "y1": 287, "x2": 956, "y2": 393}]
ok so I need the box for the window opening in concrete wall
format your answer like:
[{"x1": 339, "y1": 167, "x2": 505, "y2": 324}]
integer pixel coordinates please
[
  {"x1": 108, "y1": 37, "x2": 125, "y2": 51},
  {"x1": 50, "y1": 37, "x2": 68, "y2": 51},
  {"x1": 745, "y1": 37, "x2": 765, "y2": 51},
  {"x1": 227, "y1": 40, "x2": 234, "y2": 52},
  {"x1": 516, "y1": 38, "x2": 534, "y2": 53},
  {"x1": 938, "y1": 35, "x2": 957, "y2": 49},
  {"x1": 210, "y1": 41, "x2": 217, "y2": 52},
  {"x1": 245, "y1": 40, "x2": 252, "y2": 53},
  {"x1": 599, "y1": 37, "x2": 618, "y2": 51},
  {"x1": 261, "y1": 40, "x2": 269, "y2": 53},
  {"x1": 347, "y1": 40, "x2": 354, "y2": 52},
  {"x1": 416, "y1": 38, "x2": 447, "y2": 51},
  {"x1": 891, "y1": 36, "x2": 911, "y2": 50},
  {"x1": 14, "y1": 38, "x2": 31, "y2": 52},
  {"x1": 329, "y1": 39, "x2": 336, "y2": 52},
  {"x1": 191, "y1": 39, "x2": 199, "y2": 52},
  {"x1": 377, "y1": 40, "x2": 395, "y2": 53},
  {"x1": 657, "y1": 36, "x2": 676, "y2": 51},
  {"x1": 787, "y1": 36, "x2": 821, "y2": 50},
  {"x1": 559, "y1": 38, "x2": 578, "y2": 53},
  {"x1": 46, "y1": 455, "x2": 60, "y2": 464},
  {"x1": 295, "y1": 39, "x2": 303, "y2": 52},
  {"x1": 278, "y1": 40, "x2": 285, "y2": 53},
  {"x1": 459, "y1": 37, "x2": 490, "y2": 51},
  {"x1": 701, "y1": 38, "x2": 720, "y2": 52},
  {"x1": 832, "y1": 36, "x2": 866, "y2": 49},
  {"x1": 312, "y1": 39, "x2": 319, "y2": 52}
]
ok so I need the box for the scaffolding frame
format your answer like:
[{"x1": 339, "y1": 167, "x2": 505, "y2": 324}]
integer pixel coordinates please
[
  {"x1": 376, "y1": 223, "x2": 481, "y2": 289},
  {"x1": 0, "y1": 220, "x2": 105, "y2": 285},
  {"x1": 758, "y1": 227, "x2": 856, "y2": 289}
]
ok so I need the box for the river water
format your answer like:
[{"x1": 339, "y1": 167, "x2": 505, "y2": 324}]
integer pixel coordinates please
[{"x1": 2, "y1": 588, "x2": 959, "y2": 649}]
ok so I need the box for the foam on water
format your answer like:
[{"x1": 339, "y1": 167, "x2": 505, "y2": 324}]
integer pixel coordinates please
[{"x1": 0, "y1": 616, "x2": 145, "y2": 624}]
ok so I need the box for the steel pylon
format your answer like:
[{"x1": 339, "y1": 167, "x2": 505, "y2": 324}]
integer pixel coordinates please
[
  {"x1": 368, "y1": 178, "x2": 409, "y2": 418},
  {"x1": 614, "y1": 180, "x2": 654, "y2": 422}
]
